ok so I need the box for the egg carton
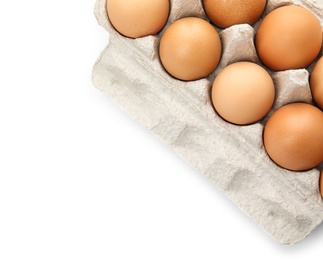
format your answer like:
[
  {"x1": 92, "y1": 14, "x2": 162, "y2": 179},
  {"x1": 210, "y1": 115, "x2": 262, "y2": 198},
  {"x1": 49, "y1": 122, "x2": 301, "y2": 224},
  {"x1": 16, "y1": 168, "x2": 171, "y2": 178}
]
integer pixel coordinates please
[{"x1": 92, "y1": 0, "x2": 323, "y2": 244}]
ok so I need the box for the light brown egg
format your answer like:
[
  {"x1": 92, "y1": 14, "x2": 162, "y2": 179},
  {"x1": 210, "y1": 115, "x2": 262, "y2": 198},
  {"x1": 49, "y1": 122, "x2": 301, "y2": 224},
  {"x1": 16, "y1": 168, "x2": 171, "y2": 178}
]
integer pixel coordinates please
[
  {"x1": 107, "y1": 0, "x2": 170, "y2": 38},
  {"x1": 159, "y1": 17, "x2": 222, "y2": 81},
  {"x1": 255, "y1": 5, "x2": 322, "y2": 71},
  {"x1": 310, "y1": 56, "x2": 323, "y2": 110},
  {"x1": 203, "y1": 0, "x2": 267, "y2": 28},
  {"x1": 211, "y1": 62, "x2": 275, "y2": 125},
  {"x1": 263, "y1": 103, "x2": 323, "y2": 171}
]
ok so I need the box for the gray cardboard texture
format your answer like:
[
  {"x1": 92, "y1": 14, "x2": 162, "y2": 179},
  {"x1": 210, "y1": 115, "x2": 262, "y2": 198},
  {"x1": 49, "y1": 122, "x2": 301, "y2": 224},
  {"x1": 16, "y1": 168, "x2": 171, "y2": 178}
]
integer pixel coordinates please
[{"x1": 92, "y1": 0, "x2": 323, "y2": 244}]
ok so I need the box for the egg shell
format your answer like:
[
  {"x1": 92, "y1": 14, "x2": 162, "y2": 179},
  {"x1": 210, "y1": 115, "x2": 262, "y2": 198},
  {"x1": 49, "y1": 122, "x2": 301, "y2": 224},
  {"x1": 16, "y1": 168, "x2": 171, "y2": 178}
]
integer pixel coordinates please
[
  {"x1": 159, "y1": 17, "x2": 222, "y2": 81},
  {"x1": 107, "y1": 0, "x2": 170, "y2": 38},
  {"x1": 211, "y1": 62, "x2": 275, "y2": 125},
  {"x1": 255, "y1": 5, "x2": 323, "y2": 71},
  {"x1": 310, "y1": 56, "x2": 323, "y2": 110},
  {"x1": 263, "y1": 103, "x2": 323, "y2": 171},
  {"x1": 203, "y1": 0, "x2": 267, "y2": 28}
]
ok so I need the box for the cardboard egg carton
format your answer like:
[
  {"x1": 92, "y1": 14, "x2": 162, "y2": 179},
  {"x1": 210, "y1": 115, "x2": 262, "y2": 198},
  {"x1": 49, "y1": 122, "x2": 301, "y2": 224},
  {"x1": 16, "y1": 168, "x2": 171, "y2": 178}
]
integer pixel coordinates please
[{"x1": 92, "y1": 0, "x2": 323, "y2": 244}]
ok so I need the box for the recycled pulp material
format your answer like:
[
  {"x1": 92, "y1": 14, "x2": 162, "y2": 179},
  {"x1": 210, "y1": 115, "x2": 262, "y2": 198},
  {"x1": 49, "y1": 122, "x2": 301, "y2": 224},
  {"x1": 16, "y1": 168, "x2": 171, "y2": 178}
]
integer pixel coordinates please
[{"x1": 92, "y1": 0, "x2": 323, "y2": 244}]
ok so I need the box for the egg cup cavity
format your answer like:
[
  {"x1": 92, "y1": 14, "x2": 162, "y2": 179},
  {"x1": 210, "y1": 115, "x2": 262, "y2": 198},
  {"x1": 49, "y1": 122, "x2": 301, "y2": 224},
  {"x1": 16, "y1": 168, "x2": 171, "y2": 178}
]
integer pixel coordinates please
[
  {"x1": 93, "y1": 0, "x2": 323, "y2": 244},
  {"x1": 269, "y1": 70, "x2": 313, "y2": 114},
  {"x1": 165, "y1": 0, "x2": 207, "y2": 25}
]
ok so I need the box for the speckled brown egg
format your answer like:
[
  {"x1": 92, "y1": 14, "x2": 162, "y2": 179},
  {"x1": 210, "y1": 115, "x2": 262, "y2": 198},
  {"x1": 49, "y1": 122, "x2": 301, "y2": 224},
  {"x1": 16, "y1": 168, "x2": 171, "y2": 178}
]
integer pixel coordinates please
[
  {"x1": 203, "y1": 0, "x2": 267, "y2": 28},
  {"x1": 107, "y1": 0, "x2": 170, "y2": 38},
  {"x1": 310, "y1": 56, "x2": 323, "y2": 110},
  {"x1": 263, "y1": 103, "x2": 323, "y2": 171},
  {"x1": 255, "y1": 5, "x2": 322, "y2": 71},
  {"x1": 159, "y1": 17, "x2": 222, "y2": 81}
]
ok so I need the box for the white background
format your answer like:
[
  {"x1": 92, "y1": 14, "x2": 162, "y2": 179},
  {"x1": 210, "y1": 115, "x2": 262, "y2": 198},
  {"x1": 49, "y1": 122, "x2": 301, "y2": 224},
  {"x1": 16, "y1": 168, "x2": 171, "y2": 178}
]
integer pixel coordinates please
[{"x1": 0, "y1": 1, "x2": 322, "y2": 259}]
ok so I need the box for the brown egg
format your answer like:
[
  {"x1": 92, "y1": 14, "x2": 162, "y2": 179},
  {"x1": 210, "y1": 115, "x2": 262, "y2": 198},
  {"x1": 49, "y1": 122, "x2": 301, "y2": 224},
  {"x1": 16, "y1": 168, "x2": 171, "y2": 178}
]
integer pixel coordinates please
[
  {"x1": 263, "y1": 103, "x2": 323, "y2": 171},
  {"x1": 159, "y1": 17, "x2": 222, "y2": 81},
  {"x1": 255, "y1": 5, "x2": 322, "y2": 71},
  {"x1": 211, "y1": 62, "x2": 275, "y2": 125},
  {"x1": 203, "y1": 0, "x2": 267, "y2": 28},
  {"x1": 310, "y1": 56, "x2": 323, "y2": 110},
  {"x1": 107, "y1": 0, "x2": 170, "y2": 38},
  {"x1": 320, "y1": 169, "x2": 323, "y2": 198}
]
